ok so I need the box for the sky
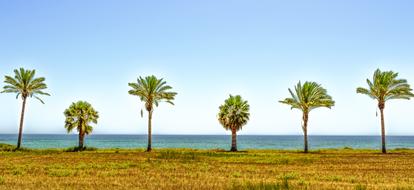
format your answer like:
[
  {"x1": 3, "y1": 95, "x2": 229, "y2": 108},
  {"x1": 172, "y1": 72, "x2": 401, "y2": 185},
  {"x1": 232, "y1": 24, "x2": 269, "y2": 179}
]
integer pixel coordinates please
[{"x1": 1, "y1": 0, "x2": 414, "y2": 135}]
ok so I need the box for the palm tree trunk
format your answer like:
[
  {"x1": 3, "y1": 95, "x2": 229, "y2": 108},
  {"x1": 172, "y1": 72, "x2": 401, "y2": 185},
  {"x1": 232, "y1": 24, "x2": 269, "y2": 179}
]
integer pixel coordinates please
[
  {"x1": 17, "y1": 97, "x2": 27, "y2": 149},
  {"x1": 147, "y1": 111, "x2": 153, "y2": 152},
  {"x1": 379, "y1": 103, "x2": 386, "y2": 154},
  {"x1": 230, "y1": 128, "x2": 237, "y2": 152},
  {"x1": 302, "y1": 111, "x2": 309, "y2": 153},
  {"x1": 79, "y1": 127, "x2": 84, "y2": 150}
]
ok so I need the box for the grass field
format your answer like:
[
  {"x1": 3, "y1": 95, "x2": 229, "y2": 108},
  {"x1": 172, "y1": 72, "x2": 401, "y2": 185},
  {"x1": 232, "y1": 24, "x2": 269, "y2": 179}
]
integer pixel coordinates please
[{"x1": 0, "y1": 144, "x2": 413, "y2": 190}]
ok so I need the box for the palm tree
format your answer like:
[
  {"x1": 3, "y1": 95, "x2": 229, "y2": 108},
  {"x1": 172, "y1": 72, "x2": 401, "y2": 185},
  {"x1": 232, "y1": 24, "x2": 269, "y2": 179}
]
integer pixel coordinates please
[
  {"x1": 280, "y1": 81, "x2": 334, "y2": 153},
  {"x1": 128, "y1": 75, "x2": 177, "y2": 152},
  {"x1": 218, "y1": 95, "x2": 250, "y2": 152},
  {"x1": 64, "y1": 101, "x2": 99, "y2": 150},
  {"x1": 357, "y1": 69, "x2": 414, "y2": 153},
  {"x1": 1, "y1": 68, "x2": 50, "y2": 149}
]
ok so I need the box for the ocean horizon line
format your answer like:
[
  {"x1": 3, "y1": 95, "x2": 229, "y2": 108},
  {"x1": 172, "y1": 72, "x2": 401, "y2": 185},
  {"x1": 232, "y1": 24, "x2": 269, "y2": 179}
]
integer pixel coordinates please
[{"x1": 0, "y1": 134, "x2": 413, "y2": 137}]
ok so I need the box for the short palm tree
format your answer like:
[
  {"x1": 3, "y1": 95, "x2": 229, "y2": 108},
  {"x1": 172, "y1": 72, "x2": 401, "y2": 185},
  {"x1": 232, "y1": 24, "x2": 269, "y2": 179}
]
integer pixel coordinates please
[
  {"x1": 218, "y1": 95, "x2": 250, "y2": 152},
  {"x1": 1, "y1": 68, "x2": 50, "y2": 149},
  {"x1": 357, "y1": 69, "x2": 414, "y2": 154},
  {"x1": 280, "y1": 81, "x2": 334, "y2": 153},
  {"x1": 64, "y1": 101, "x2": 99, "y2": 150},
  {"x1": 128, "y1": 75, "x2": 177, "y2": 152}
]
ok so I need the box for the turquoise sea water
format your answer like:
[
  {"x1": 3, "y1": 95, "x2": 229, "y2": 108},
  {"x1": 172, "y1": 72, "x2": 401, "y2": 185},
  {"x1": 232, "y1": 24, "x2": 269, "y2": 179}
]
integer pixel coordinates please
[{"x1": 0, "y1": 134, "x2": 413, "y2": 150}]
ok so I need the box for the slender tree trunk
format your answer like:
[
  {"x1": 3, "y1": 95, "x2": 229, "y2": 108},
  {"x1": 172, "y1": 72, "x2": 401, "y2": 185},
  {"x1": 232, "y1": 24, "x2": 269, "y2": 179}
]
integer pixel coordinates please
[
  {"x1": 147, "y1": 111, "x2": 153, "y2": 152},
  {"x1": 17, "y1": 97, "x2": 27, "y2": 149},
  {"x1": 79, "y1": 125, "x2": 84, "y2": 150},
  {"x1": 379, "y1": 102, "x2": 386, "y2": 154},
  {"x1": 302, "y1": 111, "x2": 309, "y2": 153},
  {"x1": 230, "y1": 128, "x2": 237, "y2": 152}
]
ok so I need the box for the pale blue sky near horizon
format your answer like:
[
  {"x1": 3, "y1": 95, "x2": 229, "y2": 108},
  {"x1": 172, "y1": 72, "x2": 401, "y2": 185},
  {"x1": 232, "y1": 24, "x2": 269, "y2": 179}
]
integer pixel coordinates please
[{"x1": 1, "y1": 0, "x2": 414, "y2": 135}]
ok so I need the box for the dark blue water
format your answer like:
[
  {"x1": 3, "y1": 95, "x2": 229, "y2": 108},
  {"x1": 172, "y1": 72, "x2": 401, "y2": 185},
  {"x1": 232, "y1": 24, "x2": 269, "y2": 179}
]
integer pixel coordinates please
[{"x1": 0, "y1": 134, "x2": 412, "y2": 150}]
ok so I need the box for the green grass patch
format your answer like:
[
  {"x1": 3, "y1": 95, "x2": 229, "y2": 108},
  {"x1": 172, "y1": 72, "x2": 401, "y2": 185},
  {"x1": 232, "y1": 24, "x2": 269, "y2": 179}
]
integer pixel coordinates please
[
  {"x1": 156, "y1": 150, "x2": 198, "y2": 161},
  {"x1": 232, "y1": 181, "x2": 298, "y2": 190},
  {"x1": 48, "y1": 169, "x2": 74, "y2": 177},
  {"x1": 0, "y1": 143, "x2": 32, "y2": 152},
  {"x1": 355, "y1": 184, "x2": 367, "y2": 190},
  {"x1": 64, "y1": 146, "x2": 98, "y2": 152},
  {"x1": 0, "y1": 176, "x2": 4, "y2": 185}
]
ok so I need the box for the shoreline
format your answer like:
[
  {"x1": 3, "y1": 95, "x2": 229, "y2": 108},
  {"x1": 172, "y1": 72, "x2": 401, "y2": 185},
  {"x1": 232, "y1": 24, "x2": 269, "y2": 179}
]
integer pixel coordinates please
[
  {"x1": 1, "y1": 143, "x2": 413, "y2": 153},
  {"x1": 1, "y1": 135, "x2": 414, "y2": 150},
  {"x1": 1, "y1": 134, "x2": 414, "y2": 136}
]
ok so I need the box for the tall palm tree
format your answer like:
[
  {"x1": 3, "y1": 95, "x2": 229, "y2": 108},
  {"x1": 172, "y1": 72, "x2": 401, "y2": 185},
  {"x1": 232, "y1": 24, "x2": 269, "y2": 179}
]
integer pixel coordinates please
[
  {"x1": 218, "y1": 95, "x2": 250, "y2": 152},
  {"x1": 357, "y1": 69, "x2": 414, "y2": 154},
  {"x1": 64, "y1": 101, "x2": 99, "y2": 150},
  {"x1": 1, "y1": 68, "x2": 50, "y2": 149},
  {"x1": 280, "y1": 81, "x2": 334, "y2": 153},
  {"x1": 128, "y1": 75, "x2": 177, "y2": 152}
]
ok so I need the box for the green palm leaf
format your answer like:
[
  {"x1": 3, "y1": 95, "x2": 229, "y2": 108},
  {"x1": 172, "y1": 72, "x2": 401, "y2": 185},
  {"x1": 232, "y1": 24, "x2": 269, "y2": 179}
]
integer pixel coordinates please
[
  {"x1": 280, "y1": 81, "x2": 335, "y2": 112},
  {"x1": 128, "y1": 75, "x2": 177, "y2": 111}
]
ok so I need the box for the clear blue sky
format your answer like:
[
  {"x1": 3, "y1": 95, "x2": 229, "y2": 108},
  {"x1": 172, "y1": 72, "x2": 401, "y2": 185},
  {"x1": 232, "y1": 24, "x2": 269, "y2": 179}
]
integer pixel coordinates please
[{"x1": 1, "y1": 0, "x2": 414, "y2": 135}]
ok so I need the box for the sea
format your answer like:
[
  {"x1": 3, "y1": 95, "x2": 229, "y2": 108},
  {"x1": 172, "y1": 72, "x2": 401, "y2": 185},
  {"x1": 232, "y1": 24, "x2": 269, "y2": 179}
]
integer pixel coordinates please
[{"x1": 0, "y1": 134, "x2": 413, "y2": 150}]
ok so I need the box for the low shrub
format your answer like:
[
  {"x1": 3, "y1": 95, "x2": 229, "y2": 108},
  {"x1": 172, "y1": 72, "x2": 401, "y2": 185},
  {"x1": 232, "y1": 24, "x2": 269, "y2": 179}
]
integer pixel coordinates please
[{"x1": 64, "y1": 146, "x2": 98, "y2": 152}]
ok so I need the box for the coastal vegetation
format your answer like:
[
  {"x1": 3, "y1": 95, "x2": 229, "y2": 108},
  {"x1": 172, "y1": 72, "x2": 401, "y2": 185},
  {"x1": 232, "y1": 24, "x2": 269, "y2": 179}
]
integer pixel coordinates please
[
  {"x1": 0, "y1": 67, "x2": 412, "y2": 189},
  {"x1": 280, "y1": 81, "x2": 335, "y2": 153},
  {"x1": 218, "y1": 95, "x2": 250, "y2": 152},
  {"x1": 1, "y1": 68, "x2": 50, "y2": 149},
  {"x1": 0, "y1": 145, "x2": 413, "y2": 190},
  {"x1": 128, "y1": 75, "x2": 177, "y2": 152},
  {"x1": 357, "y1": 69, "x2": 414, "y2": 153},
  {"x1": 64, "y1": 101, "x2": 99, "y2": 150},
  {"x1": 0, "y1": 67, "x2": 413, "y2": 155}
]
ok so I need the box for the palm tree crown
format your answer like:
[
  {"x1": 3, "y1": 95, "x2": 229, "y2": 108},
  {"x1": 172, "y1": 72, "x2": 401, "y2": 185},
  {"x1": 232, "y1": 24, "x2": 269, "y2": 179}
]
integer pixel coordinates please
[
  {"x1": 218, "y1": 95, "x2": 250, "y2": 131},
  {"x1": 64, "y1": 101, "x2": 99, "y2": 135},
  {"x1": 2, "y1": 68, "x2": 50, "y2": 103},
  {"x1": 280, "y1": 81, "x2": 335, "y2": 112},
  {"x1": 356, "y1": 69, "x2": 414, "y2": 104},
  {"x1": 128, "y1": 75, "x2": 177, "y2": 113}
]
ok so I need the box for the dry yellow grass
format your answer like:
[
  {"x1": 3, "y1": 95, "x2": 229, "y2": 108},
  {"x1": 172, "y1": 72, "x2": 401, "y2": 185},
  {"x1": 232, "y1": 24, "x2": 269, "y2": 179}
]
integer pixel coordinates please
[{"x1": 0, "y1": 146, "x2": 413, "y2": 190}]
